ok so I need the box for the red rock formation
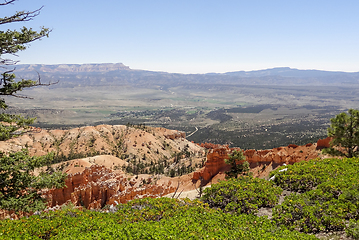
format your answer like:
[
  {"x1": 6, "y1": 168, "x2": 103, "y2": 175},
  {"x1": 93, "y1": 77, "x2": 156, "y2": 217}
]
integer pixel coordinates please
[
  {"x1": 46, "y1": 165, "x2": 176, "y2": 209},
  {"x1": 197, "y1": 142, "x2": 227, "y2": 149},
  {"x1": 193, "y1": 146, "x2": 231, "y2": 182},
  {"x1": 164, "y1": 131, "x2": 186, "y2": 140},
  {"x1": 288, "y1": 144, "x2": 298, "y2": 148},
  {"x1": 316, "y1": 137, "x2": 332, "y2": 150},
  {"x1": 192, "y1": 142, "x2": 322, "y2": 182}
]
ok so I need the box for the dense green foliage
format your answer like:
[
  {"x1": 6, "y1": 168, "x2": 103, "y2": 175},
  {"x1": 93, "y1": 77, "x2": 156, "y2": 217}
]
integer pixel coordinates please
[
  {"x1": 0, "y1": 198, "x2": 316, "y2": 239},
  {"x1": 323, "y1": 109, "x2": 359, "y2": 158},
  {"x1": 0, "y1": 149, "x2": 66, "y2": 212},
  {"x1": 224, "y1": 149, "x2": 249, "y2": 178},
  {"x1": 201, "y1": 176, "x2": 283, "y2": 214},
  {"x1": 270, "y1": 157, "x2": 359, "y2": 192},
  {"x1": 271, "y1": 157, "x2": 359, "y2": 233},
  {"x1": 347, "y1": 219, "x2": 359, "y2": 239}
]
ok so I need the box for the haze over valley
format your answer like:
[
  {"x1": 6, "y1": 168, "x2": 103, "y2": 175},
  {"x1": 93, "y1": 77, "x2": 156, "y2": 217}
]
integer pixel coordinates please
[{"x1": 5, "y1": 63, "x2": 359, "y2": 149}]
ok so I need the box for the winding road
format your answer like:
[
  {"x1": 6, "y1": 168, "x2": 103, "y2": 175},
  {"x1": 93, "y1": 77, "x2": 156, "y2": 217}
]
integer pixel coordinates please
[{"x1": 187, "y1": 127, "x2": 198, "y2": 138}]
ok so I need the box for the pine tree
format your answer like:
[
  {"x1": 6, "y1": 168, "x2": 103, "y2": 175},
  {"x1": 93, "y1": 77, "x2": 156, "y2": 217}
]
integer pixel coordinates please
[
  {"x1": 323, "y1": 109, "x2": 359, "y2": 158},
  {"x1": 0, "y1": 1, "x2": 65, "y2": 212},
  {"x1": 1, "y1": 0, "x2": 53, "y2": 139},
  {"x1": 225, "y1": 149, "x2": 249, "y2": 179}
]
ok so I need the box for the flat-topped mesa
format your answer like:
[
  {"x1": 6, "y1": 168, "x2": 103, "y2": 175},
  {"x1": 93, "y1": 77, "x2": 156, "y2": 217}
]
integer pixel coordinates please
[
  {"x1": 46, "y1": 165, "x2": 176, "y2": 209},
  {"x1": 192, "y1": 138, "x2": 329, "y2": 183},
  {"x1": 15, "y1": 63, "x2": 131, "y2": 73}
]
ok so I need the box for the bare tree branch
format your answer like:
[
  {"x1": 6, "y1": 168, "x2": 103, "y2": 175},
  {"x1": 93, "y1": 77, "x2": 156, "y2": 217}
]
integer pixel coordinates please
[
  {"x1": 35, "y1": 71, "x2": 59, "y2": 86},
  {"x1": 0, "y1": 69, "x2": 58, "y2": 98},
  {"x1": 171, "y1": 181, "x2": 183, "y2": 199},
  {"x1": 0, "y1": 59, "x2": 19, "y2": 66},
  {"x1": 0, "y1": 6, "x2": 43, "y2": 25},
  {"x1": 0, "y1": 0, "x2": 16, "y2": 6}
]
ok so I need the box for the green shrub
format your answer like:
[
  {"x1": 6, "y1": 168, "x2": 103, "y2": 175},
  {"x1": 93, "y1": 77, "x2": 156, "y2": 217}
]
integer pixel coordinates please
[
  {"x1": 346, "y1": 220, "x2": 359, "y2": 239},
  {"x1": 273, "y1": 193, "x2": 347, "y2": 233},
  {"x1": 0, "y1": 197, "x2": 316, "y2": 239},
  {"x1": 201, "y1": 176, "x2": 283, "y2": 214},
  {"x1": 272, "y1": 157, "x2": 359, "y2": 233},
  {"x1": 270, "y1": 157, "x2": 359, "y2": 192}
]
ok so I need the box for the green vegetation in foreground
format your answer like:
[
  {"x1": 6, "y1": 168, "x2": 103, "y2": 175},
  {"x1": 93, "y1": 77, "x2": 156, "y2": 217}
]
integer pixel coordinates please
[
  {"x1": 0, "y1": 198, "x2": 315, "y2": 240},
  {"x1": 271, "y1": 157, "x2": 359, "y2": 235},
  {"x1": 2, "y1": 157, "x2": 359, "y2": 239},
  {"x1": 0, "y1": 150, "x2": 66, "y2": 212},
  {"x1": 201, "y1": 176, "x2": 283, "y2": 214}
]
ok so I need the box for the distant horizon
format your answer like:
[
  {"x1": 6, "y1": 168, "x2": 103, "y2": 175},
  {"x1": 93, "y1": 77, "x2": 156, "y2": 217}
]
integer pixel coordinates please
[
  {"x1": 5, "y1": 1, "x2": 359, "y2": 75},
  {"x1": 16, "y1": 62, "x2": 359, "y2": 74}
]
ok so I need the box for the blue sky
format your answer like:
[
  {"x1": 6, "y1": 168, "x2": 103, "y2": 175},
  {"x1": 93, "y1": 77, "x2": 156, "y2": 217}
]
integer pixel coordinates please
[{"x1": 2, "y1": 0, "x2": 359, "y2": 73}]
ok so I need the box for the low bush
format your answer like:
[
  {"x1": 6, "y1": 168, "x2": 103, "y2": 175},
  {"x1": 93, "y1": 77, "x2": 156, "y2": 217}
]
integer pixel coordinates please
[
  {"x1": 270, "y1": 157, "x2": 359, "y2": 193},
  {"x1": 201, "y1": 176, "x2": 283, "y2": 214},
  {"x1": 0, "y1": 197, "x2": 316, "y2": 239},
  {"x1": 272, "y1": 157, "x2": 359, "y2": 233},
  {"x1": 2, "y1": 157, "x2": 359, "y2": 238},
  {"x1": 346, "y1": 219, "x2": 359, "y2": 239}
]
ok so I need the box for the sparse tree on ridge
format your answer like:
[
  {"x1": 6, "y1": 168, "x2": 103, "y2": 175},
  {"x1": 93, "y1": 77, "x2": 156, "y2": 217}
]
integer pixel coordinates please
[
  {"x1": 0, "y1": 0, "x2": 65, "y2": 213},
  {"x1": 322, "y1": 109, "x2": 359, "y2": 158},
  {"x1": 225, "y1": 149, "x2": 249, "y2": 179}
]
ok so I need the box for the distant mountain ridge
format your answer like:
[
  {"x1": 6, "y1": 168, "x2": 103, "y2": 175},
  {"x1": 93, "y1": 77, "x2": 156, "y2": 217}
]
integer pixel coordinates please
[
  {"x1": 225, "y1": 67, "x2": 359, "y2": 78},
  {"x1": 11, "y1": 63, "x2": 359, "y2": 86},
  {"x1": 14, "y1": 63, "x2": 130, "y2": 73}
]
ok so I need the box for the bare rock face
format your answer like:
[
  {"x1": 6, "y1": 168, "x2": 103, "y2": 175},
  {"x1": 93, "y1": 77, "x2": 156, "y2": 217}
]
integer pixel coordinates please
[
  {"x1": 316, "y1": 137, "x2": 332, "y2": 150},
  {"x1": 193, "y1": 147, "x2": 231, "y2": 182},
  {"x1": 164, "y1": 131, "x2": 186, "y2": 140},
  {"x1": 0, "y1": 123, "x2": 332, "y2": 211},
  {"x1": 193, "y1": 141, "x2": 323, "y2": 182},
  {"x1": 0, "y1": 124, "x2": 204, "y2": 166},
  {"x1": 46, "y1": 165, "x2": 176, "y2": 209},
  {"x1": 0, "y1": 124, "x2": 205, "y2": 212},
  {"x1": 198, "y1": 142, "x2": 227, "y2": 149}
]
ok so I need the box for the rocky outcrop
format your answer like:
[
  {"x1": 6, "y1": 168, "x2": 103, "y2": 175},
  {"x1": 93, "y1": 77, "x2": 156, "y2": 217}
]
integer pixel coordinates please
[
  {"x1": 316, "y1": 137, "x2": 332, "y2": 150},
  {"x1": 0, "y1": 124, "x2": 203, "y2": 166},
  {"x1": 46, "y1": 165, "x2": 176, "y2": 209},
  {"x1": 193, "y1": 147, "x2": 231, "y2": 182},
  {"x1": 164, "y1": 131, "x2": 186, "y2": 140},
  {"x1": 193, "y1": 141, "x2": 323, "y2": 182},
  {"x1": 198, "y1": 142, "x2": 228, "y2": 149},
  {"x1": 244, "y1": 144, "x2": 319, "y2": 166}
]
